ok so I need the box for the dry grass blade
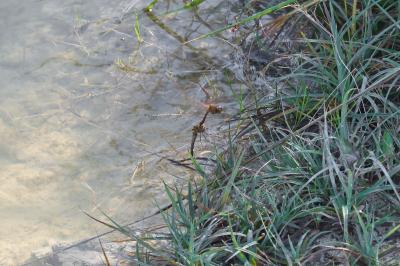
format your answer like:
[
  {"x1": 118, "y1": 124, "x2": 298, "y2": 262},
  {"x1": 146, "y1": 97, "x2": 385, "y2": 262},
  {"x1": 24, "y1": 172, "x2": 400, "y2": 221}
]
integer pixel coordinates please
[{"x1": 98, "y1": 238, "x2": 111, "y2": 266}]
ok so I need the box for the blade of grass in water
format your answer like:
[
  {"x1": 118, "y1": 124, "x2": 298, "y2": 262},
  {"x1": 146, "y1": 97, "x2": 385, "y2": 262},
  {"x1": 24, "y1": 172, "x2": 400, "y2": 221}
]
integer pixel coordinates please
[
  {"x1": 144, "y1": 9, "x2": 195, "y2": 49},
  {"x1": 134, "y1": 13, "x2": 142, "y2": 43},
  {"x1": 161, "y1": 0, "x2": 206, "y2": 16},
  {"x1": 186, "y1": 0, "x2": 298, "y2": 43},
  {"x1": 98, "y1": 238, "x2": 111, "y2": 266},
  {"x1": 145, "y1": 0, "x2": 158, "y2": 12}
]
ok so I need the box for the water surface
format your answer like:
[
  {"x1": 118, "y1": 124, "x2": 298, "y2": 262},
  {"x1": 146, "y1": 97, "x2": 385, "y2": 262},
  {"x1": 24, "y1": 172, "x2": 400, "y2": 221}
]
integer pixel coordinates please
[{"x1": 0, "y1": 0, "x2": 238, "y2": 264}]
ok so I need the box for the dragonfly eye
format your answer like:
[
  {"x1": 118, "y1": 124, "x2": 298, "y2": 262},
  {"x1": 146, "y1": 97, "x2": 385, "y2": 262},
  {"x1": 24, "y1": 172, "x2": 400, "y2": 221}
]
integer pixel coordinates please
[{"x1": 208, "y1": 105, "x2": 222, "y2": 114}]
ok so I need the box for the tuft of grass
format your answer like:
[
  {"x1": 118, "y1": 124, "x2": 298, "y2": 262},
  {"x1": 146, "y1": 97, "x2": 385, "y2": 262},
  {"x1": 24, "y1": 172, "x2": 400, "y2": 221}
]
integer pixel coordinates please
[{"x1": 92, "y1": 0, "x2": 400, "y2": 265}]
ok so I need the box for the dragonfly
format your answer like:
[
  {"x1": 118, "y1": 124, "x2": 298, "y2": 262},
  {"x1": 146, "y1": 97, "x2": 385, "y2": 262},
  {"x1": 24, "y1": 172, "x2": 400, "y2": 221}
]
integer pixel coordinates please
[
  {"x1": 189, "y1": 80, "x2": 224, "y2": 156},
  {"x1": 166, "y1": 103, "x2": 222, "y2": 170},
  {"x1": 167, "y1": 81, "x2": 223, "y2": 168},
  {"x1": 190, "y1": 103, "x2": 222, "y2": 157}
]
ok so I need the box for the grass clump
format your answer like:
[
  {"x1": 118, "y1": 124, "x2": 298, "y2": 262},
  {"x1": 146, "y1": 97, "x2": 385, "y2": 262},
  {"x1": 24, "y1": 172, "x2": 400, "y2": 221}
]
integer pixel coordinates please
[{"x1": 97, "y1": 0, "x2": 400, "y2": 265}]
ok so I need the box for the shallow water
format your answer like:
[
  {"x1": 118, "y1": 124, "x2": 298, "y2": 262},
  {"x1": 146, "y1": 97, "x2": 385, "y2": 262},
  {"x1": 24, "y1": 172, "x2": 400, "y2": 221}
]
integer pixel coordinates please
[{"x1": 0, "y1": 0, "x2": 238, "y2": 264}]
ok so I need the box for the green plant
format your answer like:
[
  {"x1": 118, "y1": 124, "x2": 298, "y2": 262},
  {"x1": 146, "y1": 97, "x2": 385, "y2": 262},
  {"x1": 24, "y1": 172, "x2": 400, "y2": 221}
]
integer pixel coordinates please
[{"x1": 93, "y1": 0, "x2": 400, "y2": 264}]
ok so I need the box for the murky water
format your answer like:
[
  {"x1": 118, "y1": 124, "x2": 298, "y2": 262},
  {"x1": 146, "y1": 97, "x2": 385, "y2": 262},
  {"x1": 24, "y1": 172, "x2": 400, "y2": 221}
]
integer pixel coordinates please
[{"x1": 0, "y1": 0, "x2": 239, "y2": 264}]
